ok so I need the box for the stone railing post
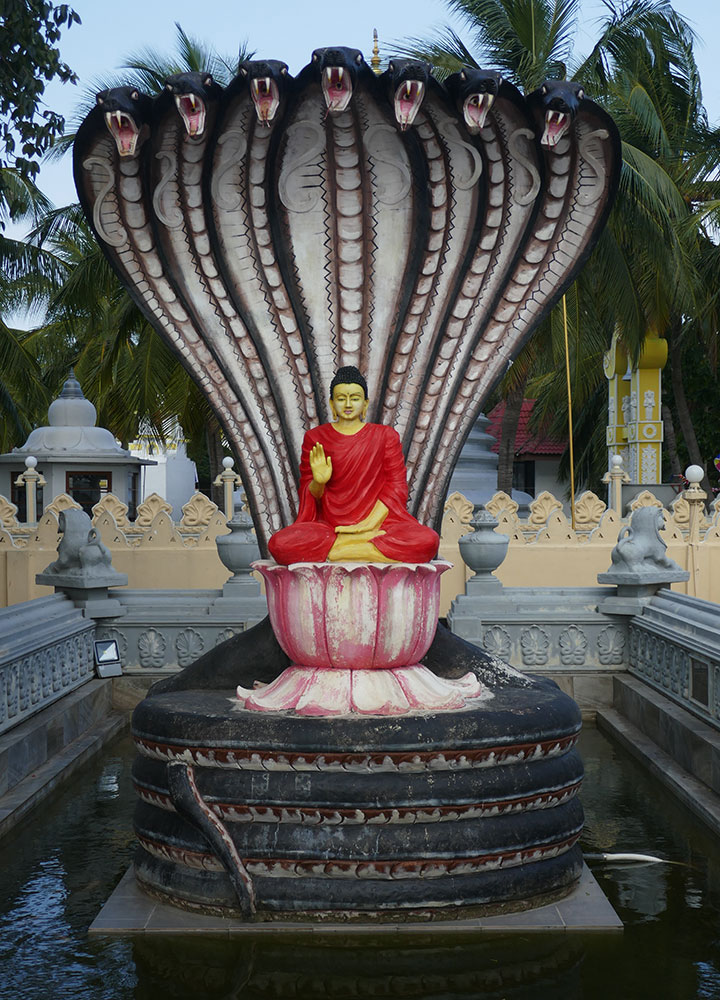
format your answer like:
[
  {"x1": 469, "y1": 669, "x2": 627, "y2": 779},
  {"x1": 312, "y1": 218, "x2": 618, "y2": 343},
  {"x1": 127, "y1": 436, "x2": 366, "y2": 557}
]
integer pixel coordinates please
[
  {"x1": 684, "y1": 465, "x2": 707, "y2": 544},
  {"x1": 14, "y1": 456, "x2": 46, "y2": 526},
  {"x1": 601, "y1": 454, "x2": 630, "y2": 516},
  {"x1": 683, "y1": 464, "x2": 707, "y2": 597},
  {"x1": 213, "y1": 457, "x2": 243, "y2": 520}
]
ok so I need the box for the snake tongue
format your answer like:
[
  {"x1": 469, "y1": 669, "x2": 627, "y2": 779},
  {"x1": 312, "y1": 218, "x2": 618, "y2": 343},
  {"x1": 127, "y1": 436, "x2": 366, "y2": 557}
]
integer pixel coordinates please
[
  {"x1": 105, "y1": 110, "x2": 140, "y2": 156},
  {"x1": 250, "y1": 76, "x2": 280, "y2": 123},
  {"x1": 541, "y1": 110, "x2": 570, "y2": 147},
  {"x1": 394, "y1": 79, "x2": 425, "y2": 131},
  {"x1": 322, "y1": 65, "x2": 353, "y2": 113},
  {"x1": 463, "y1": 92, "x2": 494, "y2": 132},
  {"x1": 175, "y1": 93, "x2": 207, "y2": 137}
]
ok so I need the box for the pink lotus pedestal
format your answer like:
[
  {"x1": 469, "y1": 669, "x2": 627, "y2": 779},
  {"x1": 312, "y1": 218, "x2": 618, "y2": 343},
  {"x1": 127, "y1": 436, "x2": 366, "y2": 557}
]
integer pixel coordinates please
[{"x1": 236, "y1": 561, "x2": 490, "y2": 716}]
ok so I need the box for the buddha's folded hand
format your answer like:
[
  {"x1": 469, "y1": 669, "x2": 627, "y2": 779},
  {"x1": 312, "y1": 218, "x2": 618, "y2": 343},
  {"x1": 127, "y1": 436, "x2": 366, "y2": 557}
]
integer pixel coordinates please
[{"x1": 334, "y1": 500, "x2": 389, "y2": 534}]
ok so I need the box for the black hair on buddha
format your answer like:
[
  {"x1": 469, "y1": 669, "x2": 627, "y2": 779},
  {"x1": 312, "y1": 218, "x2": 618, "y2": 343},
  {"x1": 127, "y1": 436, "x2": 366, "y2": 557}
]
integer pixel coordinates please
[{"x1": 330, "y1": 366, "x2": 368, "y2": 398}]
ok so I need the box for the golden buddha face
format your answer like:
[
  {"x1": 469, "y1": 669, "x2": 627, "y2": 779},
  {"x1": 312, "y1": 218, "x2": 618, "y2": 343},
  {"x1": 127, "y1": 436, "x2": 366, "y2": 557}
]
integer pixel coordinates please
[{"x1": 330, "y1": 383, "x2": 368, "y2": 423}]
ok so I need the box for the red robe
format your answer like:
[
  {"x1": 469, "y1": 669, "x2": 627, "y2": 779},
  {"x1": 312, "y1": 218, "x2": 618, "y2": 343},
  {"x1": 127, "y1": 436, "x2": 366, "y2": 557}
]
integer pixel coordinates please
[{"x1": 268, "y1": 422, "x2": 439, "y2": 565}]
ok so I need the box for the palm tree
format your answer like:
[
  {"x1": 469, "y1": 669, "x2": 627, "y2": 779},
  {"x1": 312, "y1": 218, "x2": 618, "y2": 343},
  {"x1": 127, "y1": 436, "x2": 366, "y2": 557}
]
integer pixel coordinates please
[
  {"x1": 399, "y1": 0, "x2": 720, "y2": 496},
  {"x1": 0, "y1": 26, "x2": 253, "y2": 498},
  {"x1": 0, "y1": 168, "x2": 62, "y2": 448}
]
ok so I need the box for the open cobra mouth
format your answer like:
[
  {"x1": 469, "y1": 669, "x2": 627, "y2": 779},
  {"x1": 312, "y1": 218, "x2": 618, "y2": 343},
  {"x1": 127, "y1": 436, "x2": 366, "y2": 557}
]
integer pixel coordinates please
[
  {"x1": 463, "y1": 92, "x2": 495, "y2": 132},
  {"x1": 394, "y1": 79, "x2": 425, "y2": 131},
  {"x1": 251, "y1": 76, "x2": 281, "y2": 123},
  {"x1": 541, "y1": 110, "x2": 570, "y2": 147},
  {"x1": 175, "y1": 93, "x2": 206, "y2": 137},
  {"x1": 321, "y1": 66, "x2": 353, "y2": 113},
  {"x1": 105, "y1": 110, "x2": 140, "y2": 156}
]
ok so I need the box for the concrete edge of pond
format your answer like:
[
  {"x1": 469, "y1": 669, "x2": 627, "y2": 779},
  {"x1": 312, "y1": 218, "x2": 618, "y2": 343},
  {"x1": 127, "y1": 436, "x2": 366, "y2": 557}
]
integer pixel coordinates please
[
  {"x1": 0, "y1": 708, "x2": 128, "y2": 840},
  {"x1": 597, "y1": 707, "x2": 720, "y2": 837},
  {"x1": 88, "y1": 863, "x2": 622, "y2": 937}
]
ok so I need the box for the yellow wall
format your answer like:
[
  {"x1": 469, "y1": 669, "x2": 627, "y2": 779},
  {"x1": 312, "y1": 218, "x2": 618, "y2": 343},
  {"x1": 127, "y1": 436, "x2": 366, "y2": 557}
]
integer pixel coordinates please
[{"x1": 1, "y1": 487, "x2": 718, "y2": 612}]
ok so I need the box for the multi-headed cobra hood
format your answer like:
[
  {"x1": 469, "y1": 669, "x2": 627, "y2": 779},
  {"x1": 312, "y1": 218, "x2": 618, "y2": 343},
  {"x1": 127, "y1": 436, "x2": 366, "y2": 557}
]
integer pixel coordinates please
[{"x1": 74, "y1": 49, "x2": 621, "y2": 554}]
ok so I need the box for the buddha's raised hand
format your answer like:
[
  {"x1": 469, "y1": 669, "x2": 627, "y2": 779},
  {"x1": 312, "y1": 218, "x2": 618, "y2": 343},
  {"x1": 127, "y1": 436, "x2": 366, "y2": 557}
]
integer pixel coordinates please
[{"x1": 309, "y1": 443, "x2": 333, "y2": 485}]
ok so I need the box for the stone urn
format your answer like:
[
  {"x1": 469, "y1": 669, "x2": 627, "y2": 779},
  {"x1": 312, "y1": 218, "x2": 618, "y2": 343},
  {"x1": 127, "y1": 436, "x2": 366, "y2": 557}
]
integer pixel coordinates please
[
  {"x1": 215, "y1": 507, "x2": 260, "y2": 581},
  {"x1": 458, "y1": 509, "x2": 509, "y2": 589}
]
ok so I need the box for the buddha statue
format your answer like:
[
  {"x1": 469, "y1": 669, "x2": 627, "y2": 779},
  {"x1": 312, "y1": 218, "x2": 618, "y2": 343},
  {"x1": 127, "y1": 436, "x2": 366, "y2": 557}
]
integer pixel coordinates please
[{"x1": 268, "y1": 366, "x2": 440, "y2": 565}]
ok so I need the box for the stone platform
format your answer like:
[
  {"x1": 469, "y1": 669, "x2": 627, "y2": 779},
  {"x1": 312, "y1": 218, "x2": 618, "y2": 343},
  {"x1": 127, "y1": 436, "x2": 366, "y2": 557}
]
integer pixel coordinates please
[
  {"x1": 130, "y1": 673, "x2": 586, "y2": 918},
  {"x1": 90, "y1": 862, "x2": 621, "y2": 935}
]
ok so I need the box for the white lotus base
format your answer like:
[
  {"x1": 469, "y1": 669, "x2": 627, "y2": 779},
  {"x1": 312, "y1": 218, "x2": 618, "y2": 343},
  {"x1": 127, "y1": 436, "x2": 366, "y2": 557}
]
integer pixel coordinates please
[{"x1": 235, "y1": 664, "x2": 492, "y2": 717}]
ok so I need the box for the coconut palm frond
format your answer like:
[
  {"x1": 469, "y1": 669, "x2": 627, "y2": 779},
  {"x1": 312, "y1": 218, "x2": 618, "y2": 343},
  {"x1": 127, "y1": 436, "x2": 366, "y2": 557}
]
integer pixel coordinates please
[{"x1": 390, "y1": 29, "x2": 481, "y2": 78}]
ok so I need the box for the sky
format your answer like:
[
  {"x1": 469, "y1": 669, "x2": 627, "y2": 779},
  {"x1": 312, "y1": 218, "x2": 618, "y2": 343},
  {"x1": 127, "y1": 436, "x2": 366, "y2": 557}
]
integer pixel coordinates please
[{"x1": 12, "y1": 0, "x2": 720, "y2": 217}]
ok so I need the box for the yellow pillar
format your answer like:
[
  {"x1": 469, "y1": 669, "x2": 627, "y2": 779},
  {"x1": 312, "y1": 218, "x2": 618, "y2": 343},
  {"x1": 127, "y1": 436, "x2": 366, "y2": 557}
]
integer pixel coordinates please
[
  {"x1": 604, "y1": 329, "x2": 667, "y2": 484},
  {"x1": 603, "y1": 331, "x2": 631, "y2": 475}
]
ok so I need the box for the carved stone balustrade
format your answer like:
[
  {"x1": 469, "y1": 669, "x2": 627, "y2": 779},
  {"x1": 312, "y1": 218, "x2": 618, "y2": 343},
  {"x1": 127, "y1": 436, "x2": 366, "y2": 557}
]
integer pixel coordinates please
[{"x1": 0, "y1": 595, "x2": 95, "y2": 736}]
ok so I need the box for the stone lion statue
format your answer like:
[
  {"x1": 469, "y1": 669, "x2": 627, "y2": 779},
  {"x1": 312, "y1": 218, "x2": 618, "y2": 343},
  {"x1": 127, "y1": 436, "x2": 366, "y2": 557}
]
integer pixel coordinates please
[
  {"x1": 45, "y1": 508, "x2": 116, "y2": 579},
  {"x1": 610, "y1": 506, "x2": 677, "y2": 573}
]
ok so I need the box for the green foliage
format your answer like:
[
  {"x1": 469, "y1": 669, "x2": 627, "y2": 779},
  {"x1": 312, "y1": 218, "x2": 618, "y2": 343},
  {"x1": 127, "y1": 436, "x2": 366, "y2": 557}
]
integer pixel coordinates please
[
  {"x1": 403, "y1": 0, "x2": 720, "y2": 489},
  {"x1": 664, "y1": 328, "x2": 720, "y2": 493},
  {"x1": 0, "y1": 1, "x2": 80, "y2": 217},
  {"x1": 1, "y1": 204, "x2": 216, "y2": 452},
  {"x1": 0, "y1": 24, "x2": 237, "y2": 461},
  {"x1": 123, "y1": 22, "x2": 245, "y2": 91}
]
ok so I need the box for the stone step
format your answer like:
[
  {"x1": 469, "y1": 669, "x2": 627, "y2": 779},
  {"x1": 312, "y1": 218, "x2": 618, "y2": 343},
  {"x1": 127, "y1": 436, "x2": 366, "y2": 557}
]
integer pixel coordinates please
[
  {"x1": 0, "y1": 677, "x2": 131, "y2": 838},
  {"x1": 0, "y1": 710, "x2": 127, "y2": 839},
  {"x1": 0, "y1": 678, "x2": 115, "y2": 796},
  {"x1": 610, "y1": 674, "x2": 720, "y2": 798},
  {"x1": 597, "y1": 695, "x2": 720, "y2": 837}
]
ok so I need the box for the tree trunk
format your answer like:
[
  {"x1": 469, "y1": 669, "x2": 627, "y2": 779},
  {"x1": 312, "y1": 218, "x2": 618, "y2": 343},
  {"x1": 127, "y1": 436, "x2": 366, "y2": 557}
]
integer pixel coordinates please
[
  {"x1": 497, "y1": 377, "x2": 527, "y2": 495},
  {"x1": 668, "y1": 327, "x2": 712, "y2": 500},
  {"x1": 661, "y1": 403, "x2": 681, "y2": 480}
]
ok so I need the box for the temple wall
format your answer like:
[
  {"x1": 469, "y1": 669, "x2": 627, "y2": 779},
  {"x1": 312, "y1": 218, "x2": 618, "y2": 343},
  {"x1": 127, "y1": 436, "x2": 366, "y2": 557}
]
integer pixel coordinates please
[
  {"x1": 0, "y1": 486, "x2": 718, "y2": 613},
  {"x1": 438, "y1": 488, "x2": 720, "y2": 615}
]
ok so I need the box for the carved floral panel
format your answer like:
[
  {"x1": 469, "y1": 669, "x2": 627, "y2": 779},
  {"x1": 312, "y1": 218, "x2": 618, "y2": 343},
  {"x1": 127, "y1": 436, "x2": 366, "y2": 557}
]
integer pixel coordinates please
[
  {"x1": 482, "y1": 626, "x2": 512, "y2": 661},
  {"x1": 597, "y1": 626, "x2": 625, "y2": 666},
  {"x1": 520, "y1": 626, "x2": 550, "y2": 666},
  {"x1": 176, "y1": 628, "x2": 204, "y2": 668},
  {"x1": 215, "y1": 628, "x2": 238, "y2": 646},
  {"x1": 180, "y1": 493, "x2": 219, "y2": 529},
  {"x1": 137, "y1": 628, "x2": 168, "y2": 668},
  {"x1": 558, "y1": 625, "x2": 587, "y2": 666}
]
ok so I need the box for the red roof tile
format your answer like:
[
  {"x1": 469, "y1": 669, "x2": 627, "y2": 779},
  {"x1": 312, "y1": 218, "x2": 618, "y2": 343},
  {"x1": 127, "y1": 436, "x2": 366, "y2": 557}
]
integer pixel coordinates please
[{"x1": 487, "y1": 400, "x2": 566, "y2": 456}]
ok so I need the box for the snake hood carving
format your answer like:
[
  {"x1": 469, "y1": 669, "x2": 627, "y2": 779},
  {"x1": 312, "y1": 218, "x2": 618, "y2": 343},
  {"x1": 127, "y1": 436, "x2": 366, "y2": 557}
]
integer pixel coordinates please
[
  {"x1": 529, "y1": 80, "x2": 586, "y2": 148},
  {"x1": 297, "y1": 46, "x2": 373, "y2": 114},
  {"x1": 382, "y1": 58, "x2": 432, "y2": 130},
  {"x1": 94, "y1": 86, "x2": 152, "y2": 156},
  {"x1": 445, "y1": 67, "x2": 505, "y2": 132},
  {"x1": 238, "y1": 59, "x2": 290, "y2": 124},
  {"x1": 74, "y1": 45, "x2": 621, "y2": 555},
  {"x1": 162, "y1": 71, "x2": 222, "y2": 137}
]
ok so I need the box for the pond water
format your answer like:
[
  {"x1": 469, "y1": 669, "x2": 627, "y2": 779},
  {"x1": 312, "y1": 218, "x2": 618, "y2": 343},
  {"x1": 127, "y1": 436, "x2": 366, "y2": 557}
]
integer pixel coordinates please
[{"x1": 2, "y1": 726, "x2": 720, "y2": 1000}]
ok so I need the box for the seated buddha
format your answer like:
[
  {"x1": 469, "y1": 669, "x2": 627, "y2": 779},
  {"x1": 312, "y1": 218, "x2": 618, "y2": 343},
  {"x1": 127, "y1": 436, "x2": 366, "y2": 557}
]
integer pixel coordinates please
[{"x1": 268, "y1": 366, "x2": 440, "y2": 565}]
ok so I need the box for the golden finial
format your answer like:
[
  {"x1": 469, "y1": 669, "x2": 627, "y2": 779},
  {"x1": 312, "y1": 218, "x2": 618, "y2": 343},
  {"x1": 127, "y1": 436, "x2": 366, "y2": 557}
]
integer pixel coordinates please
[{"x1": 371, "y1": 28, "x2": 381, "y2": 76}]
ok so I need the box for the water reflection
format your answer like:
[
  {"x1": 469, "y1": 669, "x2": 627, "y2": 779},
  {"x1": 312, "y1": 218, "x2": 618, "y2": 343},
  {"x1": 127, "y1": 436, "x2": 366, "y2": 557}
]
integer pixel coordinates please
[
  {"x1": 0, "y1": 742, "x2": 137, "y2": 1000},
  {"x1": 2, "y1": 729, "x2": 720, "y2": 999},
  {"x1": 131, "y1": 935, "x2": 583, "y2": 1000}
]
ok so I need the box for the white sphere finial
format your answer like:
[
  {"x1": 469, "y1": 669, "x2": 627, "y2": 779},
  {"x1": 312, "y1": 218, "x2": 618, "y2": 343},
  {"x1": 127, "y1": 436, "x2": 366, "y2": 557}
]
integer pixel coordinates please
[
  {"x1": 610, "y1": 454, "x2": 623, "y2": 470},
  {"x1": 25, "y1": 456, "x2": 38, "y2": 469},
  {"x1": 685, "y1": 465, "x2": 704, "y2": 485},
  {"x1": 222, "y1": 456, "x2": 234, "y2": 470}
]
